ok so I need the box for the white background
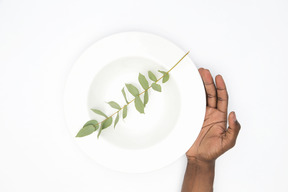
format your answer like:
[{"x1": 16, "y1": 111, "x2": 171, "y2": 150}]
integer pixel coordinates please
[{"x1": 0, "y1": 0, "x2": 287, "y2": 191}]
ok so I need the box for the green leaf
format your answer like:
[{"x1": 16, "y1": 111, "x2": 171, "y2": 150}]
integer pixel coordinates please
[
  {"x1": 76, "y1": 125, "x2": 95, "y2": 137},
  {"x1": 138, "y1": 73, "x2": 149, "y2": 90},
  {"x1": 84, "y1": 120, "x2": 99, "y2": 130},
  {"x1": 163, "y1": 74, "x2": 169, "y2": 83},
  {"x1": 158, "y1": 70, "x2": 170, "y2": 83},
  {"x1": 123, "y1": 105, "x2": 128, "y2": 119},
  {"x1": 144, "y1": 91, "x2": 149, "y2": 107},
  {"x1": 102, "y1": 117, "x2": 113, "y2": 129},
  {"x1": 125, "y1": 84, "x2": 139, "y2": 97},
  {"x1": 121, "y1": 88, "x2": 129, "y2": 104},
  {"x1": 114, "y1": 113, "x2": 119, "y2": 128},
  {"x1": 91, "y1": 109, "x2": 107, "y2": 118},
  {"x1": 134, "y1": 96, "x2": 144, "y2": 114},
  {"x1": 148, "y1": 71, "x2": 157, "y2": 82},
  {"x1": 97, "y1": 117, "x2": 113, "y2": 138},
  {"x1": 151, "y1": 83, "x2": 161, "y2": 92},
  {"x1": 107, "y1": 101, "x2": 121, "y2": 110}
]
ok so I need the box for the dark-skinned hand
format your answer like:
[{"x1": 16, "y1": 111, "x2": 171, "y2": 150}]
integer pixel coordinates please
[{"x1": 186, "y1": 68, "x2": 241, "y2": 163}]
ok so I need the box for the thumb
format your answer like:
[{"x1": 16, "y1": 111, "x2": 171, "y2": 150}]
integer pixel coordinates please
[{"x1": 226, "y1": 111, "x2": 241, "y2": 148}]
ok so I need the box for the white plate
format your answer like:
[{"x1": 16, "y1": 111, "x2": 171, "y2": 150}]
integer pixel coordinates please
[{"x1": 64, "y1": 32, "x2": 206, "y2": 173}]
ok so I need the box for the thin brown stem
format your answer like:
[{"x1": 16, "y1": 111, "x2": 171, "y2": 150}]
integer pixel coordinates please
[{"x1": 97, "y1": 51, "x2": 190, "y2": 125}]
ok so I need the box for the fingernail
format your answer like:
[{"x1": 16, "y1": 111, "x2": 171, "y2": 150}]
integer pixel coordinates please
[
  {"x1": 217, "y1": 74, "x2": 222, "y2": 79},
  {"x1": 232, "y1": 112, "x2": 237, "y2": 122}
]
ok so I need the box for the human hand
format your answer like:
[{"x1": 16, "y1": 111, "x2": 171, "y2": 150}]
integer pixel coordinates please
[{"x1": 186, "y1": 68, "x2": 241, "y2": 164}]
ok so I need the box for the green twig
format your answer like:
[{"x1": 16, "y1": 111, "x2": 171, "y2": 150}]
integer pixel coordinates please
[{"x1": 96, "y1": 51, "x2": 190, "y2": 125}]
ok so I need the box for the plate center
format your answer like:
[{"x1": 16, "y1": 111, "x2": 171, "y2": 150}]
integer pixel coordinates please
[{"x1": 88, "y1": 56, "x2": 181, "y2": 149}]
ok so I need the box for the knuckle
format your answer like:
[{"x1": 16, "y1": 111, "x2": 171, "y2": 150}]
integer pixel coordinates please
[
  {"x1": 217, "y1": 96, "x2": 227, "y2": 101},
  {"x1": 207, "y1": 93, "x2": 216, "y2": 98}
]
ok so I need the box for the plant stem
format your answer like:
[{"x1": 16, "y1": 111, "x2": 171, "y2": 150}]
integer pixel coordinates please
[{"x1": 97, "y1": 51, "x2": 190, "y2": 125}]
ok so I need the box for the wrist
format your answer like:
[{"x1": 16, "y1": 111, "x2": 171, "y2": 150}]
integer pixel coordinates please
[{"x1": 187, "y1": 157, "x2": 215, "y2": 170}]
